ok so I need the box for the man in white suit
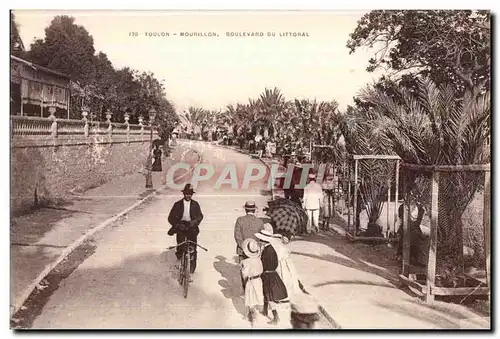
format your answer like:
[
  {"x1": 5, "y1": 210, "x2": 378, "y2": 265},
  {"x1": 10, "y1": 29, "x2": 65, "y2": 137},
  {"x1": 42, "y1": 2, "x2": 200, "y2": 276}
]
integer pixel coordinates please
[{"x1": 303, "y1": 173, "x2": 323, "y2": 234}]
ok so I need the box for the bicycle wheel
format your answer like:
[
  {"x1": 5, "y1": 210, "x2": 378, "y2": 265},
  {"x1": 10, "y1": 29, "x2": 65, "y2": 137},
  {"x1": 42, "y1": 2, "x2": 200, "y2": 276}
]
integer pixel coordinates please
[
  {"x1": 178, "y1": 255, "x2": 185, "y2": 286},
  {"x1": 183, "y1": 255, "x2": 190, "y2": 298}
]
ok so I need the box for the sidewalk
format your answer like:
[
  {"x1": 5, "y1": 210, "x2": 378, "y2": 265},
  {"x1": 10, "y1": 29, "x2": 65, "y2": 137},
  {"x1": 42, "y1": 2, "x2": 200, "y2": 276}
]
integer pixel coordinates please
[
  {"x1": 213, "y1": 142, "x2": 490, "y2": 329},
  {"x1": 10, "y1": 144, "x2": 200, "y2": 317},
  {"x1": 287, "y1": 227, "x2": 490, "y2": 329}
]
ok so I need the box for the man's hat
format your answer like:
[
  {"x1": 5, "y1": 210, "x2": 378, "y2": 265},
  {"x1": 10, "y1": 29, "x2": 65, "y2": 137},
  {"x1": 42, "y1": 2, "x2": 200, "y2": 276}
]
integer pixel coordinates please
[
  {"x1": 255, "y1": 229, "x2": 275, "y2": 243},
  {"x1": 181, "y1": 183, "x2": 195, "y2": 194},
  {"x1": 242, "y1": 238, "x2": 262, "y2": 258},
  {"x1": 243, "y1": 201, "x2": 257, "y2": 210}
]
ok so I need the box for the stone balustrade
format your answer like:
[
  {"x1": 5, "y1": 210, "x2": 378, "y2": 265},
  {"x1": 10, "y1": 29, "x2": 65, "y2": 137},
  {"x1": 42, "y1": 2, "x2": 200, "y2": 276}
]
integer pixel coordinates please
[{"x1": 11, "y1": 109, "x2": 158, "y2": 147}]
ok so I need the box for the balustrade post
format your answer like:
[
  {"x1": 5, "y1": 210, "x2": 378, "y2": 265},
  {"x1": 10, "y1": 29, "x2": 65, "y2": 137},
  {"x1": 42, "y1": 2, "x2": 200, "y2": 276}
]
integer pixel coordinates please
[
  {"x1": 106, "y1": 110, "x2": 113, "y2": 139},
  {"x1": 90, "y1": 113, "x2": 99, "y2": 136},
  {"x1": 49, "y1": 106, "x2": 58, "y2": 138},
  {"x1": 124, "y1": 113, "x2": 130, "y2": 143},
  {"x1": 139, "y1": 116, "x2": 144, "y2": 142},
  {"x1": 82, "y1": 108, "x2": 89, "y2": 137}
]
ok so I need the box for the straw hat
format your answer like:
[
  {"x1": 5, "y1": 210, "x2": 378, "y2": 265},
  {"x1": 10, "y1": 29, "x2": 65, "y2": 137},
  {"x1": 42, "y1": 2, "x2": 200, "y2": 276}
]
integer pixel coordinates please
[
  {"x1": 242, "y1": 238, "x2": 262, "y2": 258},
  {"x1": 263, "y1": 223, "x2": 274, "y2": 233},
  {"x1": 255, "y1": 229, "x2": 275, "y2": 243},
  {"x1": 243, "y1": 201, "x2": 257, "y2": 210}
]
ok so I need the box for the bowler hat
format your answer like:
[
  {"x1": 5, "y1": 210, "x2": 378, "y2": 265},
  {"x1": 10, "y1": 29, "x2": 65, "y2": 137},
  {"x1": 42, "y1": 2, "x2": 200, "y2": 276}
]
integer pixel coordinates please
[{"x1": 182, "y1": 183, "x2": 195, "y2": 194}]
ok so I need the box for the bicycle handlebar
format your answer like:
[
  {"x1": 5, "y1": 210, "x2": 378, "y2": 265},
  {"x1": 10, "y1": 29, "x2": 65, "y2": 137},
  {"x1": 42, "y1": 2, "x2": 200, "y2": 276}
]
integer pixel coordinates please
[{"x1": 167, "y1": 240, "x2": 208, "y2": 252}]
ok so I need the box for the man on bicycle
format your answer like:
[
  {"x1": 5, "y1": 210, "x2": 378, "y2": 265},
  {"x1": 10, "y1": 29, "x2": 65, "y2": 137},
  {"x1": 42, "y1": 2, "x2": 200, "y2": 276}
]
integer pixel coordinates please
[{"x1": 167, "y1": 183, "x2": 204, "y2": 273}]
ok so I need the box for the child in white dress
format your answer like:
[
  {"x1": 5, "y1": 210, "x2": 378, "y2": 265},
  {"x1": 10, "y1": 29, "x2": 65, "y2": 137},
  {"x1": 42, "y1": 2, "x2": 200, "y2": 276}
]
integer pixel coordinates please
[{"x1": 240, "y1": 238, "x2": 264, "y2": 326}]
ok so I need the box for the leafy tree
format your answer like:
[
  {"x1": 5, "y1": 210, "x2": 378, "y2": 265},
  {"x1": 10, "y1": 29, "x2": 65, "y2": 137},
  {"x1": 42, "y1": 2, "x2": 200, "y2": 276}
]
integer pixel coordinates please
[
  {"x1": 26, "y1": 15, "x2": 97, "y2": 119},
  {"x1": 89, "y1": 52, "x2": 117, "y2": 113},
  {"x1": 347, "y1": 10, "x2": 491, "y2": 94},
  {"x1": 10, "y1": 12, "x2": 24, "y2": 56},
  {"x1": 112, "y1": 67, "x2": 141, "y2": 121},
  {"x1": 28, "y1": 16, "x2": 96, "y2": 86},
  {"x1": 155, "y1": 98, "x2": 178, "y2": 140}
]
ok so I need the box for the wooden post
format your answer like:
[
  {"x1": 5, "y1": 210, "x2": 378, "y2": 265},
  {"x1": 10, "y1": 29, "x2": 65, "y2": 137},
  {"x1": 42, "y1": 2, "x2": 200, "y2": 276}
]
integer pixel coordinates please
[
  {"x1": 483, "y1": 171, "x2": 491, "y2": 300},
  {"x1": 20, "y1": 79, "x2": 24, "y2": 116},
  {"x1": 402, "y1": 185, "x2": 411, "y2": 277},
  {"x1": 41, "y1": 85, "x2": 44, "y2": 117},
  {"x1": 353, "y1": 159, "x2": 359, "y2": 234},
  {"x1": 393, "y1": 159, "x2": 400, "y2": 237},
  {"x1": 309, "y1": 139, "x2": 312, "y2": 161},
  {"x1": 332, "y1": 164, "x2": 335, "y2": 212},
  {"x1": 66, "y1": 88, "x2": 70, "y2": 119},
  {"x1": 387, "y1": 179, "x2": 391, "y2": 237},
  {"x1": 426, "y1": 171, "x2": 439, "y2": 303},
  {"x1": 347, "y1": 161, "x2": 351, "y2": 234}
]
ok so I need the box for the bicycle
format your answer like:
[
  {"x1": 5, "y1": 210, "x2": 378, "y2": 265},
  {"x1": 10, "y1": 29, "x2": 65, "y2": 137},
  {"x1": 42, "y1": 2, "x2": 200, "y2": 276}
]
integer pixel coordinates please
[{"x1": 167, "y1": 239, "x2": 208, "y2": 298}]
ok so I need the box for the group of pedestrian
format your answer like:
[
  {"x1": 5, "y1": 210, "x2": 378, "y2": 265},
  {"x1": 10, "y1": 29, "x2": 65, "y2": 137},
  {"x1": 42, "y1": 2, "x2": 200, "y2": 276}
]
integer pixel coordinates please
[
  {"x1": 281, "y1": 157, "x2": 341, "y2": 235},
  {"x1": 234, "y1": 200, "x2": 320, "y2": 328},
  {"x1": 165, "y1": 184, "x2": 321, "y2": 329}
]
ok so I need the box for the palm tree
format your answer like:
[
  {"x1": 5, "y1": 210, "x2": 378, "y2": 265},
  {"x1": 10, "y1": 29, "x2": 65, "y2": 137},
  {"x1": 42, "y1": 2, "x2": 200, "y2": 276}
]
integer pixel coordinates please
[
  {"x1": 360, "y1": 77, "x2": 490, "y2": 283},
  {"x1": 245, "y1": 98, "x2": 260, "y2": 136},
  {"x1": 223, "y1": 104, "x2": 237, "y2": 135},
  {"x1": 340, "y1": 104, "x2": 397, "y2": 235},
  {"x1": 312, "y1": 101, "x2": 345, "y2": 164},
  {"x1": 257, "y1": 87, "x2": 286, "y2": 137}
]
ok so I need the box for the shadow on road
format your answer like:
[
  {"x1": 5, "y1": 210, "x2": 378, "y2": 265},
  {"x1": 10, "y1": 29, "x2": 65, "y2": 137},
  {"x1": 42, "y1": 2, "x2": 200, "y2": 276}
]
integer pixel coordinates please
[
  {"x1": 373, "y1": 299, "x2": 462, "y2": 328},
  {"x1": 213, "y1": 255, "x2": 246, "y2": 318},
  {"x1": 288, "y1": 221, "x2": 489, "y2": 326},
  {"x1": 289, "y1": 228, "x2": 402, "y2": 286}
]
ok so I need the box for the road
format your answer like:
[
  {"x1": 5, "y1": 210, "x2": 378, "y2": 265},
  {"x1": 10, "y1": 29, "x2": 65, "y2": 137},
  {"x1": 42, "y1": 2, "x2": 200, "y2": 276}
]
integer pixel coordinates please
[{"x1": 30, "y1": 141, "x2": 332, "y2": 329}]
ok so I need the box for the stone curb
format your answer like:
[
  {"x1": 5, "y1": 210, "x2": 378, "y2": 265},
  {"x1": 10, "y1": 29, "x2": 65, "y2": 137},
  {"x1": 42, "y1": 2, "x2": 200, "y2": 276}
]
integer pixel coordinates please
[
  {"x1": 212, "y1": 142, "x2": 342, "y2": 329},
  {"x1": 10, "y1": 146, "x2": 202, "y2": 318}
]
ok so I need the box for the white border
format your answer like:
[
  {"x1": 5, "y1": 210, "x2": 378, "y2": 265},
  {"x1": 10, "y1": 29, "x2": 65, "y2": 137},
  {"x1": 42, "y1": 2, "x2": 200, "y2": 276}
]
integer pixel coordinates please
[{"x1": 3, "y1": 1, "x2": 497, "y2": 338}]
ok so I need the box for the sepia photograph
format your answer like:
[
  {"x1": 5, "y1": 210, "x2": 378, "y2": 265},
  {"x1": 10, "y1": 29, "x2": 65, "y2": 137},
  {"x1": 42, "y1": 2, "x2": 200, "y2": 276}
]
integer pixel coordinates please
[{"x1": 9, "y1": 8, "x2": 491, "y2": 330}]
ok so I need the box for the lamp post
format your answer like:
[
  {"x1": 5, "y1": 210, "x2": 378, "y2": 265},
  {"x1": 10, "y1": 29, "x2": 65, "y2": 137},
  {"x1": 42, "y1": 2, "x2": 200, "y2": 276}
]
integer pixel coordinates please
[{"x1": 145, "y1": 107, "x2": 157, "y2": 188}]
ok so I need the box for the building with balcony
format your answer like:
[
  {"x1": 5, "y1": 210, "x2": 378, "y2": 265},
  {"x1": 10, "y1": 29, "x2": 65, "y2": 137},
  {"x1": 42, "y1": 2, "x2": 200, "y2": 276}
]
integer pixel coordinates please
[{"x1": 10, "y1": 55, "x2": 71, "y2": 119}]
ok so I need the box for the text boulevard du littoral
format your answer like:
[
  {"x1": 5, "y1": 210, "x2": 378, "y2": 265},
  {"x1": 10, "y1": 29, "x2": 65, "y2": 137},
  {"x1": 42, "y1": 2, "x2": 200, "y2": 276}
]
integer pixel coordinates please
[{"x1": 135, "y1": 32, "x2": 310, "y2": 37}]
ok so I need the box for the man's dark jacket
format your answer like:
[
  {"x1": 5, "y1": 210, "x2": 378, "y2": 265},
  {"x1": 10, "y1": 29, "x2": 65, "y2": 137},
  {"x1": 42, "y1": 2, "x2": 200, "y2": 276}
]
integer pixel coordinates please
[{"x1": 167, "y1": 199, "x2": 204, "y2": 235}]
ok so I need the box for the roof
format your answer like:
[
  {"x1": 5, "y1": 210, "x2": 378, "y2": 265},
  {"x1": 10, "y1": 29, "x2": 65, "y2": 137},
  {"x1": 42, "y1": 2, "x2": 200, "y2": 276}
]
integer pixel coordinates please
[{"x1": 11, "y1": 55, "x2": 71, "y2": 80}]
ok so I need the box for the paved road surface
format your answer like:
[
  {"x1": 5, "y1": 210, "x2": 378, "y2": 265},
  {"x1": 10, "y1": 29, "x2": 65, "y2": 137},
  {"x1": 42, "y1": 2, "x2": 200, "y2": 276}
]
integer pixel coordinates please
[{"x1": 31, "y1": 141, "x2": 332, "y2": 329}]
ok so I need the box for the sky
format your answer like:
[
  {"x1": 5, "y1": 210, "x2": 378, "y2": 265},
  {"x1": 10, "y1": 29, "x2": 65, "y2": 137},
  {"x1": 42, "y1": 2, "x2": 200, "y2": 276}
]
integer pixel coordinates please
[{"x1": 13, "y1": 10, "x2": 385, "y2": 113}]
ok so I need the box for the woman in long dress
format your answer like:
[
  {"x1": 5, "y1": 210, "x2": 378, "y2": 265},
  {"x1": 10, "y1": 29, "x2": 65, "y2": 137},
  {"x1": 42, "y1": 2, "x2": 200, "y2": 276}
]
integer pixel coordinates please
[
  {"x1": 255, "y1": 230, "x2": 288, "y2": 325},
  {"x1": 152, "y1": 145, "x2": 162, "y2": 172},
  {"x1": 264, "y1": 224, "x2": 302, "y2": 301}
]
